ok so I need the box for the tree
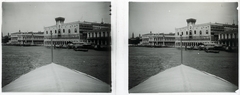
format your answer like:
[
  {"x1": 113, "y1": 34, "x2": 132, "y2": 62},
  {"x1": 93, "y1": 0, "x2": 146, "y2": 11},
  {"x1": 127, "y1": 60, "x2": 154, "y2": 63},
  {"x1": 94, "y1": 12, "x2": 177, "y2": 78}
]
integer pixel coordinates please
[{"x1": 2, "y1": 35, "x2": 10, "y2": 43}]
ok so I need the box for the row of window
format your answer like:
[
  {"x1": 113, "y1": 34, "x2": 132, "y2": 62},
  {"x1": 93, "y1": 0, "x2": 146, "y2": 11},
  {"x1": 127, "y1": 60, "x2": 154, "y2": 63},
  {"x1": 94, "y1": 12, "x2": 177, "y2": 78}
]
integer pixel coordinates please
[
  {"x1": 179, "y1": 26, "x2": 210, "y2": 31},
  {"x1": 88, "y1": 32, "x2": 110, "y2": 38},
  {"x1": 22, "y1": 37, "x2": 43, "y2": 38},
  {"x1": 49, "y1": 25, "x2": 78, "y2": 29},
  {"x1": 150, "y1": 38, "x2": 175, "y2": 41},
  {"x1": 80, "y1": 25, "x2": 92, "y2": 27},
  {"x1": 46, "y1": 29, "x2": 78, "y2": 34},
  {"x1": 219, "y1": 33, "x2": 237, "y2": 39},
  {"x1": 177, "y1": 30, "x2": 209, "y2": 35}
]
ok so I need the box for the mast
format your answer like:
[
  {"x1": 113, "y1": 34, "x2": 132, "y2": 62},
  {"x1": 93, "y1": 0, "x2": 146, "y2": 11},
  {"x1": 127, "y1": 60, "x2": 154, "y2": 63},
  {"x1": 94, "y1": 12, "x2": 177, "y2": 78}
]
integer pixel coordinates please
[
  {"x1": 31, "y1": 33, "x2": 34, "y2": 45},
  {"x1": 162, "y1": 34, "x2": 165, "y2": 46},
  {"x1": 180, "y1": 35, "x2": 183, "y2": 64},
  {"x1": 51, "y1": 31, "x2": 53, "y2": 63}
]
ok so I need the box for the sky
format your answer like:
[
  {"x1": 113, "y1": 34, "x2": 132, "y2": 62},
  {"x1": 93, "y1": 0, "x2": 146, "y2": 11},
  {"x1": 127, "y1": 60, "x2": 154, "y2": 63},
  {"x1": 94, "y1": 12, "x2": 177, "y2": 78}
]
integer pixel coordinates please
[
  {"x1": 129, "y1": 2, "x2": 238, "y2": 38},
  {"x1": 2, "y1": 2, "x2": 111, "y2": 36}
]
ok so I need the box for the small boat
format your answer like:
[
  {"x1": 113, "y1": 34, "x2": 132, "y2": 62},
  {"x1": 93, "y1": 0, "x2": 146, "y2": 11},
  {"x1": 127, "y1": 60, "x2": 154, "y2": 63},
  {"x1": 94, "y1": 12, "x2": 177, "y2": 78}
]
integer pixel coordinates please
[
  {"x1": 74, "y1": 48, "x2": 88, "y2": 52},
  {"x1": 205, "y1": 49, "x2": 220, "y2": 53}
]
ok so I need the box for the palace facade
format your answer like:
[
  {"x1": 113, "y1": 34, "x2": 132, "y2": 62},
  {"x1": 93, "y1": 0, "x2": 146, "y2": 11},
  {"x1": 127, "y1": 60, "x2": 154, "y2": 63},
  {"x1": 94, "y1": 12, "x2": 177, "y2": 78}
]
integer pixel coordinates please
[
  {"x1": 175, "y1": 18, "x2": 238, "y2": 47},
  {"x1": 44, "y1": 17, "x2": 111, "y2": 46}
]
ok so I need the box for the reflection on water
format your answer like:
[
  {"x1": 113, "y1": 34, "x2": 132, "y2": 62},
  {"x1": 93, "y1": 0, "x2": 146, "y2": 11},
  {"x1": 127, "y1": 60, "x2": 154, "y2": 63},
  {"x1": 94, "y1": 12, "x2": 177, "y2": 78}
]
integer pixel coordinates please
[
  {"x1": 129, "y1": 47, "x2": 238, "y2": 89},
  {"x1": 2, "y1": 46, "x2": 111, "y2": 87}
]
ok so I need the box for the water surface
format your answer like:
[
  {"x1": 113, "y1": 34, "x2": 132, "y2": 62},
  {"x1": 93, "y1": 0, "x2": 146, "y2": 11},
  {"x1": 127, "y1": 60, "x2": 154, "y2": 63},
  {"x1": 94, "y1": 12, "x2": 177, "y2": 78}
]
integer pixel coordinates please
[
  {"x1": 2, "y1": 46, "x2": 111, "y2": 87},
  {"x1": 129, "y1": 47, "x2": 238, "y2": 89}
]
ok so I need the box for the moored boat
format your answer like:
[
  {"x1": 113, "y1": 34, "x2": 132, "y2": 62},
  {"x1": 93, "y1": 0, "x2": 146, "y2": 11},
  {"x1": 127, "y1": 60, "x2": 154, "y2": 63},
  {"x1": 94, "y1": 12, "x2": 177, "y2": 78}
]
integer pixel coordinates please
[
  {"x1": 74, "y1": 48, "x2": 88, "y2": 52},
  {"x1": 205, "y1": 49, "x2": 220, "y2": 53}
]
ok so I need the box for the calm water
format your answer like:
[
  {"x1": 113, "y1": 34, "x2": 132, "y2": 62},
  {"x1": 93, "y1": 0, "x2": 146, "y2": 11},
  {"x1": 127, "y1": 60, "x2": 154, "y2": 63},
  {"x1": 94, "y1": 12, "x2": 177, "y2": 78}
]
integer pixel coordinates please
[
  {"x1": 129, "y1": 47, "x2": 238, "y2": 89},
  {"x1": 2, "y1": 46, "x2": 111, "y2": 87}
]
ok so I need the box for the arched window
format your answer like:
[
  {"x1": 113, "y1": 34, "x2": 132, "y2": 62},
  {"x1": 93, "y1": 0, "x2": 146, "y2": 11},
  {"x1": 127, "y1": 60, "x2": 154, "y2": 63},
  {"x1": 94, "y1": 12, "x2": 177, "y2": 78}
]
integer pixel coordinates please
[
  {"x1": 186, "y1": 31, "x2": 188, "y2": 35},
  {"x1": 63, "y1": 29, "x2": 65, "y2": 33},
  {"x1": 68, "y1": 29, "x2": 71, "y2": 33},
  {"x1": 75, "y1": 28, "x2": 77, "y2": 33},
  {"x1": 206, "y1": 30, "x2": 208, "y2": 34},
  {"x1": 58, "y1": 29, "x2": 61, "y2": 33},
  {"x1": 189, "y1": 30, "x2": 192, "y2": 35},
  {"x1": 194, "y1": 30, "x2": 196, "y2": 34},
  {"x1": 200, "y1": 31, "x2": 202, "y2": 35},
  {"x1": 46, "y1": 31, "x2": 48, "y2": 34},
  {"x1": 177, "y1": 32, "x2": 179, "y2": 35},
  {"x1": 55, "y1": 30, "x2": 57, "y2": 34},
  {"x1": 50, "y1": 30, "x2": 52, "y2": 34}
]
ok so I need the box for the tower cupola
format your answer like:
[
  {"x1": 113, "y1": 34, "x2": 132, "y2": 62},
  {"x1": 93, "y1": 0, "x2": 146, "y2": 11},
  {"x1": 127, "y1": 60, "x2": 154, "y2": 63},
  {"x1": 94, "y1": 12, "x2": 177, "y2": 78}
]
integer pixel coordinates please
[
  {"x1": 186, "y1": 18, "x2": 196, "y2": 26},
  {"x1": 55, "y1": 17, "x2": 65, "y2": 26}
]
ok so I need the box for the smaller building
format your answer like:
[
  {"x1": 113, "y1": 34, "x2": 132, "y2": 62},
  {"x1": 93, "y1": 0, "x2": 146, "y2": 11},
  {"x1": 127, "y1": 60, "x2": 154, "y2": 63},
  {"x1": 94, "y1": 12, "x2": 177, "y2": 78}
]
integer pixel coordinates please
[
  {"x1": 141, "y1": 32, "x2": 175, "y2": 47},
  {"x1": 86, "y1": 23, "x2": 111, "y2": 46},
  {"x1": 218, "y1": 27, "x2": 238, "y2": 47},
  {"x1": 10, "y1": 31, "x2": 44, "y2": 45}
]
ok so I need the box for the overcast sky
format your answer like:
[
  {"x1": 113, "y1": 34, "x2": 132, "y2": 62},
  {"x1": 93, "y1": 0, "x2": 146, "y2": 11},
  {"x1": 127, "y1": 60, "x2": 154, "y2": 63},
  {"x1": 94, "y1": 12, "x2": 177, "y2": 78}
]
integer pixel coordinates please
[
  {"x1": 129, "y1": 2, "x2": 238, "y2": 38},
  {"x1": 2, "y1": 2, "x2": 111, "y2": 35}
]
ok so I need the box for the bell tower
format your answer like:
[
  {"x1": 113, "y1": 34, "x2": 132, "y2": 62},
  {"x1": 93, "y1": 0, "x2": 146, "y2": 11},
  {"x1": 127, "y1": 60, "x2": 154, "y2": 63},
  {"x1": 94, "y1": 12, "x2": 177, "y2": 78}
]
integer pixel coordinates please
[
  {"x1": 55, "y1": 17, "x2": 65, "y2": 37},
  {"x1": 186, "y1": 18, "x2": 196, "y2": 39}
]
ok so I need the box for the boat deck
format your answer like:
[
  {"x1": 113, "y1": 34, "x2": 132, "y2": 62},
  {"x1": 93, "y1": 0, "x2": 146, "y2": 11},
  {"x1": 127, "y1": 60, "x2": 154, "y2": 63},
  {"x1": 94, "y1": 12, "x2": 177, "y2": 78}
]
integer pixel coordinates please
[
  {"x1": 3, "y1": 63, "x2": 110, "y2": 92},
  {"x1": 130, "y1": 64, "x2": 237, "y2": 93}
]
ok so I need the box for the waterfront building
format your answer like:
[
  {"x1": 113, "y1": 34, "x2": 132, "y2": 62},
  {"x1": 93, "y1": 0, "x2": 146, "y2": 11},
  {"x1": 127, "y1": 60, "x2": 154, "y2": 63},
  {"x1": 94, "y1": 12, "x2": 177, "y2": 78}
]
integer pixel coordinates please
[
  {"x1": 86, "y1": 22, "x2": 111, "y2": 46},
  {"x1": 175, "y1": 18, "x2": 238, "y2": 47},
  {"x1": 10, "y1": 31, "x2": 44, "y2": 45},
  {"x1": 44, "y1": 17, "x2": 111, "y2": 46},
  {"x1": 141, "y1": 31, "x2": 175, "y2": 47},
  {"x1": 218, "y1": 27, "x2": 238, "y2": 47}
]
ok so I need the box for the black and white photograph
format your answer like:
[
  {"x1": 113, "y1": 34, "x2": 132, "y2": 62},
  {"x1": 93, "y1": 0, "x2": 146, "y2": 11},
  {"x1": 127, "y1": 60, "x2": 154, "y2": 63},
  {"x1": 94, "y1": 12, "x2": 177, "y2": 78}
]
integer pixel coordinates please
[
  {"x1": 129, "y1": 2, "x2": 238, "y2": 92},
  {"x1": 2, "y1": 2, "x2": 111, "y2": 92}
]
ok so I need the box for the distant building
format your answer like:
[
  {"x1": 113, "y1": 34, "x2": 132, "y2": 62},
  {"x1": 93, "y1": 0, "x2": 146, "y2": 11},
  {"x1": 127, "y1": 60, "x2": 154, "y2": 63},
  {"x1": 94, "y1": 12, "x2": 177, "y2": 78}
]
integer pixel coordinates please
[
  {"x1": 10, "y1": 31, "x2": 44, "y2": 45},
  {"x1": 44, "y1": 17, "x2": 111, "y2": 46},
  {"x1": 141, "y1": 32, "x2": 175, "y2": 47},
  {"x1": 175, "y1": 18, "x2": 238, "y2": 47},
  {"x1": 129, "y1": 33, "x2": 142, "y2": 45}
]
